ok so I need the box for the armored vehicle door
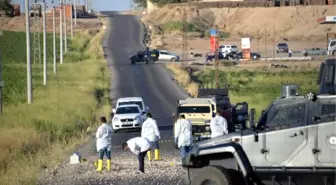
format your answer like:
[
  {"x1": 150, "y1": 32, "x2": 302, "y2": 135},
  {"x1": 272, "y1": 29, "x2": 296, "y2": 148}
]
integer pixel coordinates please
[
  {"x1": 314, "y1": 96, "x2": 336, "y2": 163},
  {"x1": 264, "y1": 101, "x2": 308, "y2": 165}
]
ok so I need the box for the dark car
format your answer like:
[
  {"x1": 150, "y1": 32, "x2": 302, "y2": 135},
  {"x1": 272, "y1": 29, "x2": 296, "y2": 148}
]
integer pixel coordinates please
[
  {"x1": 130, "y1": 49, "x2": 159, "y2": 64},
  {"x1": 276, "y1": 43, "x2": 289, "y2": 53},
  {"x1": 206, "y1": 52, "x2": 225, "y2": 61},
  {"x1": 234, "y1": 52, "x2": 261, "y2": 60}
]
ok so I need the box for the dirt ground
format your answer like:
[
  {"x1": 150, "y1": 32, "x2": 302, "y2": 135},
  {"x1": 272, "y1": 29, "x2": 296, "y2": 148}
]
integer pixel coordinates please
[{"x1": 0, "y1": 15, "x2": 102, "y2": 33}]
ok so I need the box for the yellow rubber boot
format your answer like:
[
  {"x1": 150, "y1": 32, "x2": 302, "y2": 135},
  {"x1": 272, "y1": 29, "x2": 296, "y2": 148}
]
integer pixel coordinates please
[
  {"x1": 106, "y1": 160, "x2": 111, "y2": 171},
  {"x1": 96, "y1": 159, "x2": 103, "y2": 172},
  {"x1": 147, "y1": 150, "x2": 153, "y2": 161},
  {"x1": 154, "y1": 149, "x2": 162, "y2": 161}
]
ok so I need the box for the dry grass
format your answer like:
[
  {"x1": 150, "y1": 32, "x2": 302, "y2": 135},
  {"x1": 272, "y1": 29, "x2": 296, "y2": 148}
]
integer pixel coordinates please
[
  {"x1": 0, "y1": 18, "x2": 110, "y2": 185},
  {"x1": 165, "y1": 63, "x2": 199, "y2": 97}
]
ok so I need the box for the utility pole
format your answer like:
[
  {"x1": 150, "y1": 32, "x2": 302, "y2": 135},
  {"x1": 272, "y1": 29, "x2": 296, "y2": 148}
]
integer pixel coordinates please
[
  {"x1": 70, "y1": 0, "x2": 73, "y2": 38},
  {"x1": 64, "y1": 0, "x2": 67, "y2": 53},
  {"x1": 26, "y1": 0, "x2": 33, "y2": 104},
  {"x1": 42, "y1": 1, "x2": 47, "y2": 85},
  {"x1": 264, "y1": 26, "x2": 267, "y2": 61},
  {"x1": 0, "y1": 31, "x2": 3, "y2": 115},
  {"x1": 215, "y1": 25, "x2": 219, "y2": 88},
  {"x1": 53, "y1": 6, "x2": 57, "y2": 74},
  {"x1": 272, "y1": 24, "x2": 275, "y2": 60},
  {"x1": 74, "y1": 0, "x2": 77, "y2": 25},
  {"x1": 60, "y1": 1, "x2": 64, "y2": 64}
]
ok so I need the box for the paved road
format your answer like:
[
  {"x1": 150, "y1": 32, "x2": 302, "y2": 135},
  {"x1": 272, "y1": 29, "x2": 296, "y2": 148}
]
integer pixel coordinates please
[{"x1": 101, "y1": 12, "x2": 188, "y2": 149}]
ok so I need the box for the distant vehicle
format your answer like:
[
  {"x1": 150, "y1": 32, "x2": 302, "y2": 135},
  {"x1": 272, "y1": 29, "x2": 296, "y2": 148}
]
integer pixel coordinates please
[
  {"x1": 302, "y1": 48, "x2": 327, "y2": 56},
  {"x1": 129, "y1": 49, "x2": 159, "y2": 64},
  {"x1": 234, "y1": 51, "x2": 261, "y2": 60},
  {"x1": 327, "y1": 39, "x2": 336, "y2": 56},
  {"x1": 114, "y1": 97, "x2": 148, "y2": 113},
  {"x1": 219, "y1": 45, "x2": 239, "y2": 55},
  {"x1": 30, "y1": 4, "x2": 41, "y2": 17},
  {"x1": 158, "y1": 50, "x2": 179, "y2": 62},
  {"x1": 111, "y1": 104, "x2": 145, "y2": 133},
  {"x1": 276, "y1": 43, "x2": 289, "y2": 53},
  {"x1": 206, "y1": 52, "x2": 225, "y2": 61}
]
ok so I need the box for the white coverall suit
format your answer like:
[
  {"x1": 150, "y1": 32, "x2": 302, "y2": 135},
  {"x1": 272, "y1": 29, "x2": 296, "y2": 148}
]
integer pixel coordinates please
[
  {"x1": 127, "y1": 137, "x2": 151, "y2": 173},
  {"x1": 174, "y1": 118, "x2": 193, "y2": 160},
  {"x1": 210, "y1": 115, "x2": 228, "y2": 138},
  {"x1": 141, "y1": 117, "x2": 161, "y2": 161},
  {"x1": 95, "y1": 123, "x2": 113, "y2": 171}
]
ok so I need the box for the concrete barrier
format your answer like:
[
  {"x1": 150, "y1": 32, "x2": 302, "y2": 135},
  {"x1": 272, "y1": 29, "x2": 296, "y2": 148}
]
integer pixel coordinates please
[{"x1": 260, "y1": 57, "x2": 312, "y2": 61}]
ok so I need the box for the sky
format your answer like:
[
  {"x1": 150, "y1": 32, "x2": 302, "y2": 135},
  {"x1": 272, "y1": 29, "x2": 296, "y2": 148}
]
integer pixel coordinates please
[{"x1": 11, "y1": 0, "x2": 133, "y2": 12}]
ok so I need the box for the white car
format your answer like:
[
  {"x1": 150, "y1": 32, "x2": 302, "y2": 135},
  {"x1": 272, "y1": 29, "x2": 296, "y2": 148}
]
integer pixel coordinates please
[
  {"x1": 115, "y1": 97, "x2": 148, "y2": 113},
  {"x1": 219, "y1": 45, "x2": 238, "y2": 56},
  {"x1": 158, "y1": 50, "x2": 180, "y2": 61},
  {"x1": 112, "y1": 104, "x2": 145, "y2": 132}
]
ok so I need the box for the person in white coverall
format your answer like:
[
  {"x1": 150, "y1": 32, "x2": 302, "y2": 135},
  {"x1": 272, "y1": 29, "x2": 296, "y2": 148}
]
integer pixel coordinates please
[
  {"x1": 141, "y1": 112, "x2": 161, "y2": 161},
  {"x1": 95, "y1": 117, "x2": 113, "y2": 172},
  {"x1": 122, "y1": 137, "x2": 151, "y2": 173},
  {"x1": 210, "y1": 109, "x2": 228, "y2": 138},
  {"x1": 174, "y1": 114, "x2": 193, "y2": 161}
]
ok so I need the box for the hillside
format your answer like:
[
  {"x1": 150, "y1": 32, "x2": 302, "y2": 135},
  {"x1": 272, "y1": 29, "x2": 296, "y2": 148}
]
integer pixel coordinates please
[{"x1": 142, "y1": 5, "x2": 335, "y2": 41}]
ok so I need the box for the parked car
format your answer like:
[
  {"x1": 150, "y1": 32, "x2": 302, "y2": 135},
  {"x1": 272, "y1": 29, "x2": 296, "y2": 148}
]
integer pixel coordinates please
[
  {"x1": 327, "y1": 39, "x2": 336, "y2": 56},
  {"x1": 302, "y1": 48, "x2": 327, "y2": 56},
  {"x1": 276, "y1": 43, "x2": 289, "y2": 53},
  {"x1": 111, "y1": 104, "x2": 145, "y2": 133},
  {"x1": 129, "y1": 49, "x2": 159, "y2": 64},
  {"x1": 158, "y1": 50, "x2": 179, "y2": 62},
  {"x1": 219, "y1": 45, "x2": 239, "y2": 55},
  {"x1": 206, "y1": 52, "x2": 225, "y2": 61},
  {"x1": 234, "y1": 51, "x2": 261, "y2": 60}
]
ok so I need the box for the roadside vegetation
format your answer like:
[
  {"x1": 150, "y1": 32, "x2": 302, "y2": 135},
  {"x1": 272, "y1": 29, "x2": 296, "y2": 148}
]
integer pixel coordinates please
[
  {"x1": 0, "y1": 24, "x2": 109, "y2": 185},
  {"x1": 166, "y1": 63, "x2": 319, "y2": 119}
]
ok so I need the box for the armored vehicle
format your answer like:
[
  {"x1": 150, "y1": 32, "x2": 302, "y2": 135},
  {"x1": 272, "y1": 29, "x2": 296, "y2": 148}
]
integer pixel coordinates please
[
  {"x1": 173, "y1": 98, "x2": 217, "y2": 141},
  {"x1": 182, "y1": 59, "x2": 336, "y2": 185},
  {"x1": 198, "y1": 88, "x2": 249, "y2": 132}
]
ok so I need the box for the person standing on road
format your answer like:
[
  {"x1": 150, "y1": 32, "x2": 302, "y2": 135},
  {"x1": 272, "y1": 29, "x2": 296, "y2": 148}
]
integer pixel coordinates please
[
  {"x1": 95, "y1": 117, "x2": 113, "y2": 172},
  {"x1": 122, "y1": 137, "x2": 151, "y2": 173},
  {"x1": 210, "y1": 109, "x2": 228, "y2": 138},
  {"x1": 174, "y1": 114, "x2": 193, "y2": 161},
  {"x1": 141, "y1": 112, "x2": 161, "y2": 161}
]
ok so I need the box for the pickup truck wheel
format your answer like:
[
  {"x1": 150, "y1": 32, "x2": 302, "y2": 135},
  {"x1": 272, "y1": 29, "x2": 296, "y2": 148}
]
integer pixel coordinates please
[
  {"x1": 191, "y1": 166, "x2": 245, "y2": 185},
  {"x1": 171, "y1": 58, "x2": 176, "y2": 62}
]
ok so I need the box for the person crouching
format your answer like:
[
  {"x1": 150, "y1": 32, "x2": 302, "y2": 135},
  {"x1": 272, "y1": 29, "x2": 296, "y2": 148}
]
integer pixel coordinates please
[{"x1": 122, "y1": 137, "x2": 151, "y2": 173}]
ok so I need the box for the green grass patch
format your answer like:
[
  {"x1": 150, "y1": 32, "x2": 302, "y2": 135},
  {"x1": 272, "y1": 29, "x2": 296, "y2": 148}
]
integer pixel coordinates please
[
  {"x1": 194, "y1": 69, "x2": 319, "y2": 118},
  {"x1": 0, "y1": 28, "x2": 110, "y2": 185},
  {"x1": 163, "y1": 21, "x2": 199, "y2": 32},
  {"x1": 204, "y1": 30, "x2": 231, "y2": 40}
]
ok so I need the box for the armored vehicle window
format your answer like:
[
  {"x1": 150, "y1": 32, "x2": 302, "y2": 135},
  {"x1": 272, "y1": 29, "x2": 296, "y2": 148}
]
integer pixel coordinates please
[
  {"x1": 319, "y1": 104, "x2": 336, "y2": 123},
  {"x1": 268, "y1": 103, "x2": 306, "y2": 127},
  {"x1": 178, "y1": 106, "x2": 211, "y2": 113}
]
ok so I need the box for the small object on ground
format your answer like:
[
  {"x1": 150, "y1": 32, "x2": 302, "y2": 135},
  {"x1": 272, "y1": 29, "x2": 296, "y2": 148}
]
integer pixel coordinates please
[
  {"x1": 194, "y1": 53, "x2": 203, "y2": 57},
  {"x1": 69, "y1": 152, "x2": 81, "y2": 164}
]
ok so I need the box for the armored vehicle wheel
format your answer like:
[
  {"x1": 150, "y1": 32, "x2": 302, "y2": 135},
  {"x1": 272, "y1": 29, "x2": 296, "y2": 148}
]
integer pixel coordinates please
[
  {"x1": 191, "y1": 166, "x2": 246, "y2": 185},
  {"x1": 146, "y1": 60, "x2": 149, "y2": 64}
]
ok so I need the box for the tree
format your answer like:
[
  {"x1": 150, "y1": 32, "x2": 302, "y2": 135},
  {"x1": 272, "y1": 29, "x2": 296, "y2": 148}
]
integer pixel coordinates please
[
  {"x1": 133, "y1": 0, "x2": 147, "y2": 8},
  {"x1": 0, "y1": 0, "x2": 12, "y2": 16},
  {"x1": 149, "y1": 0, "x2": 187, "y2": 6}
]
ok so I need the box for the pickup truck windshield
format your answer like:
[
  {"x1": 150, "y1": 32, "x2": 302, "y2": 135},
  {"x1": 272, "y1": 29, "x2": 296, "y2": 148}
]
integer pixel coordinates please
[
  {"x1": 178, "y1": 106, "x2": 211, "y2": 113},
  {"x1": 116, "y1": 106, "x2": 140, "y2": 114},
  {"x1": 119, "y1": 101, "x2": 143, "y2": 110}
]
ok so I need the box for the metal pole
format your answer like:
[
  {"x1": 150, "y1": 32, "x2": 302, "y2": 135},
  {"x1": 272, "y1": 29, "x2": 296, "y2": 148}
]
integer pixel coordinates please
[
  {"x1": 0, "y1": 31, "x2": 3, "y2": 115},
  {"x1": 272, "y1": 24, "x2": 275, "y2": 60},
  {"x1": 257, "y1": 29, "x2": 259, "y2": 53},
  {"x1": 70, "y1": 0, "x2": 73, "y2": 38},
  {"x1": 53, "y1": 6, "x2": 57, "y2": 74},
  {"x1": 264, "y1": 26, "x2": 267, "y2": 61},
  {"x1": 26, "y1": 0, "x2": 32, "y2": 104},
  {"x1": 74, "y1": 0, "x2": 77, "y2": 25},
  {"x1": 64, "y1": 1, "x2": 67, "y2": 53},
  {"x1": 215, "y1": 25, "x2": 219, "y2": 88},
  {"x1": 60, "y1": 2, "x2": 64, "y2": 64},
  {"x1": 42, "y1": 1, "x2": 47, "y2": 85}
]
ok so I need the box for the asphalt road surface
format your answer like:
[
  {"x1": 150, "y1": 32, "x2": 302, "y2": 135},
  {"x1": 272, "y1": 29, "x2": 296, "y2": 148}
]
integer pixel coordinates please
[{"x1": 102, "y1": 12, "x2": 188, "y2": 148}]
